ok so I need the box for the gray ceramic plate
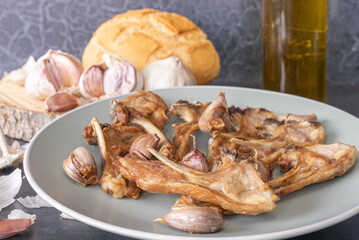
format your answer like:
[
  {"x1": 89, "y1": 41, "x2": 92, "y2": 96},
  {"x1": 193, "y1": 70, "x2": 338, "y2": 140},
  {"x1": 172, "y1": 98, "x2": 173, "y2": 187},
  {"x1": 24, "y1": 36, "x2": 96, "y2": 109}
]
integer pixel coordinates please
[{"x1": 24, "y1": 86, "x2": 359, "y2": 240}]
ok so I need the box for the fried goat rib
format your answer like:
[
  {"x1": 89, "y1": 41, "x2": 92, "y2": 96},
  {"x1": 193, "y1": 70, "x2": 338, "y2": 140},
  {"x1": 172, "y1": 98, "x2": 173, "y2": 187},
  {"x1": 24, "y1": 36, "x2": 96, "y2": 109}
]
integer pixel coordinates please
[
  {"x1": 115, "y1": 147, "x2": 279, "y2": 215},
  {"x1": 268, "y1": 142, "x2": 358, "y2": 196}
]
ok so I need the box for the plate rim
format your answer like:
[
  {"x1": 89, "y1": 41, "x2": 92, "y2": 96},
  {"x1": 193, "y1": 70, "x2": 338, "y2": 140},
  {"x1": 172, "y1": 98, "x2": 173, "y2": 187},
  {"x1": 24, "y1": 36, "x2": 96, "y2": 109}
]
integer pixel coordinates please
[{"x1": 24, "y1": 85, "x2": 359, "y2": 240}]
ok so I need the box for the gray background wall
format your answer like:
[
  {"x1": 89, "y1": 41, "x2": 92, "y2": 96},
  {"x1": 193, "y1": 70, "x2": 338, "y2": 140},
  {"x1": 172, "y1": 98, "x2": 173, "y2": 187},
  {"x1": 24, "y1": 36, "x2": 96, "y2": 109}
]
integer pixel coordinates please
[{"x1": 0, "y1": 0, "x2": 358, "y2": 89}]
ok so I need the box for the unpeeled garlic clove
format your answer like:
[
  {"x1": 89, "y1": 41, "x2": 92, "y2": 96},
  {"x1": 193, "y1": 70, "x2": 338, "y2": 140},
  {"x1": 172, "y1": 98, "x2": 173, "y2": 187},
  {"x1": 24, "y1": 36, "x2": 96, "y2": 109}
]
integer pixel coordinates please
[
  {"x1": 130, "y1": 134, "x2": 159, "y2": 159},
  {"x1": 0, "y1": 219, "x2": 33, "y2": 239},
  {"x1": 103, "y1": 61, "x2": 144, "y2": 95},
  {"x1": 45, "y1": 92, "x2": 80, "y2": 112},
  {"x1": 199, "y1": 92, "x2": 231, "y2": 135},
  {"x1": 78, "y1": 65, "x2": 104, "y2": 99},
  {"x1": 142, "y1": 56, "x2": 196, "y2": 90},
  {"x1": 25, "y1": 59, "x2": 59, "y2": 100},
  {"x1": 48, "y1": 50, "x2": 83, "y2": 87},
  {"x1": 25, "y1": 50, "x2": 83, "y2": 100},
  {"x1": 63, "y1": 147, "x2": 98, "y2": 186},
  {"x1": 155, "y1": 206, "x2": 224, "y2": 233},
  {"x1": 180, "y1": 136, "x2": 209, "y2": 173}
]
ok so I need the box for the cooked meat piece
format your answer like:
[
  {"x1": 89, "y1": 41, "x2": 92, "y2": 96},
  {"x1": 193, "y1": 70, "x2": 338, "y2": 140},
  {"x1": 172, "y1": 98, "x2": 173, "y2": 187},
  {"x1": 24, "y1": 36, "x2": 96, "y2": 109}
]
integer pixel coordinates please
[
  {"x1": 257, "y1": 118, "x2": 325, "y2": 143},
  {"x1": 155, "y1": 195, "x2": 224, "y2": 233},
  {"x1": 170, "y1": 100, "x2": 209, "y2": 162},
  {"x1": 88, "y1": 117, "x2": 141, "y2": 199},
  {"x1": 267, "y1": 143, "x2": 358, "y2": 196},
  {"x1": 83, "y1": 123, "x2": 111, "y2": 145},
  {"x1": 111, "y1": 90, "x2": 169, "y2": 129},
  {"x1": 115, "y1": 147, "x2": 279, "y2": 215},
  {"x1": 277, "y1": 113, "x2": 317, "y2": 122},
  {"x1": 170, "y1": 100, "x2": 209, "y2": 123},
  {"x1": 198, "y1": 92, "x2": 231, "y2": 136},
  {"x1": 229, "y1": 106, "x2": 275, "y2": 138}
]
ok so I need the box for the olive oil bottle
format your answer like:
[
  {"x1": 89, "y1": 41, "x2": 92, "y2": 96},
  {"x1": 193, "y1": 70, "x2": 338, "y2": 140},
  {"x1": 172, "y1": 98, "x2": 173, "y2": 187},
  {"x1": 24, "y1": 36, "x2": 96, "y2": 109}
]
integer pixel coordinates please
[{"x1": 262, "y1": 0, "x2": 327, "y2": 102}]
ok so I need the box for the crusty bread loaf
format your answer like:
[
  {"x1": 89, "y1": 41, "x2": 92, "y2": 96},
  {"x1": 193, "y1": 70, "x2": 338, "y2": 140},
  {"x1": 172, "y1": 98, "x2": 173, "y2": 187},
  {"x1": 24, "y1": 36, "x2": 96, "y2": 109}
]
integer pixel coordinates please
[{"x1": 82, "y1": 8, "x2": 220, "y2": 85}]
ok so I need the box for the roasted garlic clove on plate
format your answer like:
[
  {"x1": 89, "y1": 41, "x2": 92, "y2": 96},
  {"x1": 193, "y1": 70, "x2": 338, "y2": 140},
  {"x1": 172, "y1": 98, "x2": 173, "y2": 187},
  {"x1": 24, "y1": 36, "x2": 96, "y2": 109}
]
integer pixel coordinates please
[
  {"x1": 129, "y1": 134, "x2": 159, "y2": 159},
  {"x1": 198, "y1": 92, "x2": 231, "y2": 135},
  {"x1": 155, "y1": 205, "x2": 224, "y2": 233},
  {"x1": 63, "y1": 147, "x2": 98, "y2": 186}
]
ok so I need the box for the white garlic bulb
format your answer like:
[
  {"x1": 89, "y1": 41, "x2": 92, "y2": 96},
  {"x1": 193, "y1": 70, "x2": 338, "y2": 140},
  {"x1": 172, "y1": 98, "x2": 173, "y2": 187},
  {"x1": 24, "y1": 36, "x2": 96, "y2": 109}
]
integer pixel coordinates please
[
  {"x1": 24, "y1": 50, "x2": 83, "y2": 100},
  {"x1": 142, "y1": 57, "x2": 196, "y2": 90}
]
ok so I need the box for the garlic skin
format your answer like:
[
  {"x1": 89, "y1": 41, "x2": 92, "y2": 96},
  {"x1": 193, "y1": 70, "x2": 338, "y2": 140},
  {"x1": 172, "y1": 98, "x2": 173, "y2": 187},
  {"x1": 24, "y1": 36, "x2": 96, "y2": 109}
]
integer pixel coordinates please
[
  {"x1": 142, "y1": 57, "x2": 196, "y2": 90},
  {"x1": 25, "y1": 50, "x2": 83, "y2": 100},
  {"x1": 63, "y1": 147, "x2": 98, "y2": 186},
  {"x1": 2, "y1": 56, "x2": 36, "y2": 86}
]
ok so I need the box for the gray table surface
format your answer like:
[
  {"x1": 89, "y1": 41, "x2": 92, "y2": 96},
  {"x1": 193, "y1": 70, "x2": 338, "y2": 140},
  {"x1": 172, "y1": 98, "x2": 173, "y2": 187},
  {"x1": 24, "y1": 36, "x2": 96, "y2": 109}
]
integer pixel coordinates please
[{"x1": 1, "y1": 83, "x2": 359, "y2": 240}]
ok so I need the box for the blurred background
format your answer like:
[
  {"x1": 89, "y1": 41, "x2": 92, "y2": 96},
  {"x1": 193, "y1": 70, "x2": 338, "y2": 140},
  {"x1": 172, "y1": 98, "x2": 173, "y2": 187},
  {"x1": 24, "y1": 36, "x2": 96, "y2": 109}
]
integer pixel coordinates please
[{"x1": 0, "y1": 0, "x2": 358, "y2": 93}]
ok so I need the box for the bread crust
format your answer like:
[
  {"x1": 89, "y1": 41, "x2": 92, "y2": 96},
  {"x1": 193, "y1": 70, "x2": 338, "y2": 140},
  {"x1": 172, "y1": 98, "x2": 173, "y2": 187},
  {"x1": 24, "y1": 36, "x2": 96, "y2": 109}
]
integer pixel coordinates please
[{"x1": 82, "y1": 8, "x2": 220, "y2": 85}]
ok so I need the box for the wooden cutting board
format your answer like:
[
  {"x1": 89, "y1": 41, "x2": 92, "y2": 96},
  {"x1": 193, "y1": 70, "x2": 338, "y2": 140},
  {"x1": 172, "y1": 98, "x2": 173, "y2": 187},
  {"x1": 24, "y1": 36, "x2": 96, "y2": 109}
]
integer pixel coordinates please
[{"x1": 0, "y1": 81, "x2": 58, "y2": 141}]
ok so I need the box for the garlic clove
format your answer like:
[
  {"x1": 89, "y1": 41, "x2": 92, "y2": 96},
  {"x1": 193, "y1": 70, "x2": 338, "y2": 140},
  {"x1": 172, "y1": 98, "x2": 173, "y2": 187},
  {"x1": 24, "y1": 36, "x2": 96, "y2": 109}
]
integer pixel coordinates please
[
  {"x1": 198, "y1": 92, "x2": 231, "y2": 135},
  {"x1": 129, "y1": 134, "x2": 159, "y2": 159},
  {"x1": 45, "y1": 92, "x2": 80, "y2": 112},
  {"x1": 48, "y1": 50, "x2": 83, "y2": 87},
  {"x1": 179, "y1": 136, "x2": 210, "y2": 173},
  {"x1": 63, "y1": 147, "x2": 98, "y2": 186},
  {"x1": 103, "y1": 60, "x2": 144, "y2": 95},
  {"x1": 155, "y1": 206, "x2": 224, "y2": 233},
  {"x1": 24, "y1": 59, "x2": 58, "y2": 100},
  {"x1": 78, "y1": 65, "x2": 104, "y2": 99},
  {"x1": 142, "y1": 56, "x2": 196, "y2": 90},
  {"x1": 0, "y1": 219, "x2": 33, "y2": 239}
]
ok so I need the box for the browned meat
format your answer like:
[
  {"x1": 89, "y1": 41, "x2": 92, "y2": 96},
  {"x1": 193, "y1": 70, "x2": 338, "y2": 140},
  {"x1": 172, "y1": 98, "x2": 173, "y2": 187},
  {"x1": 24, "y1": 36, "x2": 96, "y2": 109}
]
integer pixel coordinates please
[
  {"x1": 229, "y1": 106, "x2": 275, "y2": 138},
  {"x1": 111, "y1": 90, "x2": 169, "y2": 129},
  {"x1": 169, "y1": 100, "x2": 209, "y2": 123},
  {"x1": 87, "y1": 117, "x2": 141, "y2": 199},
  {"x1": 115, "y1": 147, "x2": 279, "y2": 215},
  {"x1": 268, "y1": 143, "x2": 358, "y2": 196}
]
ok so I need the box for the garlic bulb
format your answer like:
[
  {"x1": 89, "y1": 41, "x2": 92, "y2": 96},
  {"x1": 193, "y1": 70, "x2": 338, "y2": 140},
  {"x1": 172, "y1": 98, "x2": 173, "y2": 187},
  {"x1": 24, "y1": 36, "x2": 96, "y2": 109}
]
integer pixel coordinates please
[
  {"x1": 25, "y1": 50, "x2": 83, "y2": 100},
  {"x1": 78, "y1": 54, "x2": 143, "y2": 99},
  {"x1": 142, "y1": 57, "x2": 196, "y2": 90}
]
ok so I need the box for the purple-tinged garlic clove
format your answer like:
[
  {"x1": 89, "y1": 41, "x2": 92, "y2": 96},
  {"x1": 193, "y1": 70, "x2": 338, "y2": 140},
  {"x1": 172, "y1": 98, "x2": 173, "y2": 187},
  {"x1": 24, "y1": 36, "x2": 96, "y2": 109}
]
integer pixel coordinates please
[
  {"x1": 130, "y1": 134, "x2": 159, "y2": 159},
  {"x1": 45, "y1": 92, "x2": 80, "y2": 112},
  {"x1": 277, "y1": 113, "x2": 317, "y2": 122},
  {"x1": 63, "y1": 147, "x2": 98, "y2": 186},
  {"x1": 179, "y1": 136, "x2": 209, "y2": 172},
  {"x1": 78, "y1": 65, "x2": 104, "y2": 99},
  {"x1": 198, "y1": 92, "x2": 231, "y2": 135},
  {"x1": 49, "y1": 50, "x2": 83, "y2": 87},
  {"x1": 0, "y1": 219, "x2": 32, "y2": 239},
  {"x1": 155, "y1": 206, "x2": 224, "y2": 233},
  {"x1": 25, "y1": 59, "x2": 59, "y2": 100},
  {"x1": 103, "y1": 61, "x2": 143, "y2": 95}
]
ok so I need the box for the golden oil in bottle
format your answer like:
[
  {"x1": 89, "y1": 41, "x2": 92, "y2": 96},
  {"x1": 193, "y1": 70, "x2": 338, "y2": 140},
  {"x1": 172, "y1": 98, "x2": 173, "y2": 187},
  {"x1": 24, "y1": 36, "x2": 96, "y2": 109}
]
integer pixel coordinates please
[{"x1": 262, "y1": 0, "x2": 327, "y2": 102}]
